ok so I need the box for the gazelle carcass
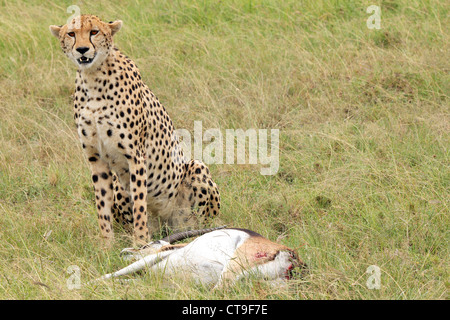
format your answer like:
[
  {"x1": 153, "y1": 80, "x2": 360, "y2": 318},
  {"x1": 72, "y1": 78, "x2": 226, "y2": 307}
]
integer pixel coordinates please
[{"x1": 99, "y1": 227, "x2": 306, "y2": 288}]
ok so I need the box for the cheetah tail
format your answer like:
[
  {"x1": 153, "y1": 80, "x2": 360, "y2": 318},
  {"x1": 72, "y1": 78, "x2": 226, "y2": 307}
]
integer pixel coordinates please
[{"x1": 161, "y1": 225, "x2": 227, "y2": 244}]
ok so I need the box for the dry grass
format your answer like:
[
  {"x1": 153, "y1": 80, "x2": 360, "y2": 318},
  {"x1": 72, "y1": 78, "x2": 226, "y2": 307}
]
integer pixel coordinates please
[{"x1": 0, "y1": 0, "x2": 448, "y2": 299}]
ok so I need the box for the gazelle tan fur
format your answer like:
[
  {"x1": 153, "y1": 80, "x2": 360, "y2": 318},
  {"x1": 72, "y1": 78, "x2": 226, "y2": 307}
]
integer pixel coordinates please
[{"x1": 100, "y1": 228, "x2": 306, "y2": 288}]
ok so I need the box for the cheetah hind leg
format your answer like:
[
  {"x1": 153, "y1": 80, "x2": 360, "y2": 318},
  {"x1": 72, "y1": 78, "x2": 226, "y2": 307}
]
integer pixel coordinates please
[{"x1": 168, "y1": 160, "x2": 220, "y2": 231}]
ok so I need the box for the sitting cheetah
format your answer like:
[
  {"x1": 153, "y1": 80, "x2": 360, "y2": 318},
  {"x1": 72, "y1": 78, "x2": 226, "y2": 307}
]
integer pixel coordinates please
[{"x1": 49, "y1": 15, "x2": 220, "y2": 245}]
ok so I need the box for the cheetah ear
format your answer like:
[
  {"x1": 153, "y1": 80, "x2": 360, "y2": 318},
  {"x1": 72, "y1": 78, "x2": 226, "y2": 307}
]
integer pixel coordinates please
[
  {"x1": 49, "y1": 25, "x2": 62, "y2": 38},
  {"x1": 108, "y1": 20, "x2": 123, "y2": 36}
]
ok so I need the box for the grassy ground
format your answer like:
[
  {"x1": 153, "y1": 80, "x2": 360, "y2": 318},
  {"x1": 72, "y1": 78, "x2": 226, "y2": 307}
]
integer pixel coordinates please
[{"x1": 0, "y1": 0, "x2": 448, "y2": 299}]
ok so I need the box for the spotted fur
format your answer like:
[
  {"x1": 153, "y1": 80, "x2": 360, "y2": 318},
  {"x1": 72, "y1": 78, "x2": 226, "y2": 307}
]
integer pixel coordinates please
[{"x1": 50, "y1": 15, "x2": 220, "y2": 244}]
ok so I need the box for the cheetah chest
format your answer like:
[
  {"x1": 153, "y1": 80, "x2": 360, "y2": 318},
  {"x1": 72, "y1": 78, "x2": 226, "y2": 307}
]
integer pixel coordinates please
[{"x1": 77, "y1": 105, "x2": 129, "y2": 178}]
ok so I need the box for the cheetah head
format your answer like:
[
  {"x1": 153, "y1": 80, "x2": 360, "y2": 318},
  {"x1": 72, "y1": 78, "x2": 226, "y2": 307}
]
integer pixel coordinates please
[{"x1": 49, "y1": 15, "x2": 122, "y2": 71}]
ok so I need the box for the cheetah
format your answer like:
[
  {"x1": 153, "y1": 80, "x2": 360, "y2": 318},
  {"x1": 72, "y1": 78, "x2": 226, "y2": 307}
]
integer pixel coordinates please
[{"x1": 49, "y1": 15, "x2": 220, "y2": 245}]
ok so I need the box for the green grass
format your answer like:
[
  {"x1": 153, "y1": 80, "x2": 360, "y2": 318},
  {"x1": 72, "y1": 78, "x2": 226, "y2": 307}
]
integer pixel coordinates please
[{"x1": 0, "y1": 0, "x2": 448, "y2": 299}]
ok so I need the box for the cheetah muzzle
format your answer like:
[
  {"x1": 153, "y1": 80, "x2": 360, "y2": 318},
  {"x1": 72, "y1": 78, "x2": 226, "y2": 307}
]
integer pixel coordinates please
[{"x1": 50, "y1": 14, "x2": 221, "y2": 245}]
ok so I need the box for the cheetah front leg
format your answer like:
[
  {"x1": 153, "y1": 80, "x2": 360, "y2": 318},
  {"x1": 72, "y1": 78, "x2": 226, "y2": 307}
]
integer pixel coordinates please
[
  {"x1": 111, "y1": 173, "x2": 133, "y2": 232},
  {"x1": 127, "y1": 155, "x2": 149, "y2": 245},
  {"x1": 86, "y1": 153, "x2": 115, "y2": 243}
]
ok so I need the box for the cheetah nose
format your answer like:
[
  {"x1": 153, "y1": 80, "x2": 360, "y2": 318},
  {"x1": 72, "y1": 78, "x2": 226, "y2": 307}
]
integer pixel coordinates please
[{"x1": 76, "y1": 46, "x2": 90, "y2": 54}]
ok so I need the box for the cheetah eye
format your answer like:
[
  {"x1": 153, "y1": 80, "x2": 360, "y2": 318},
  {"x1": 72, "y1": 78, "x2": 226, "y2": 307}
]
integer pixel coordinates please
[
  {"x1": 90, "y1": 30, "x2": 99, "y2": 36},
  {"x1": 67, "y1": 32, "x2": 75, "y2": 37}
]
